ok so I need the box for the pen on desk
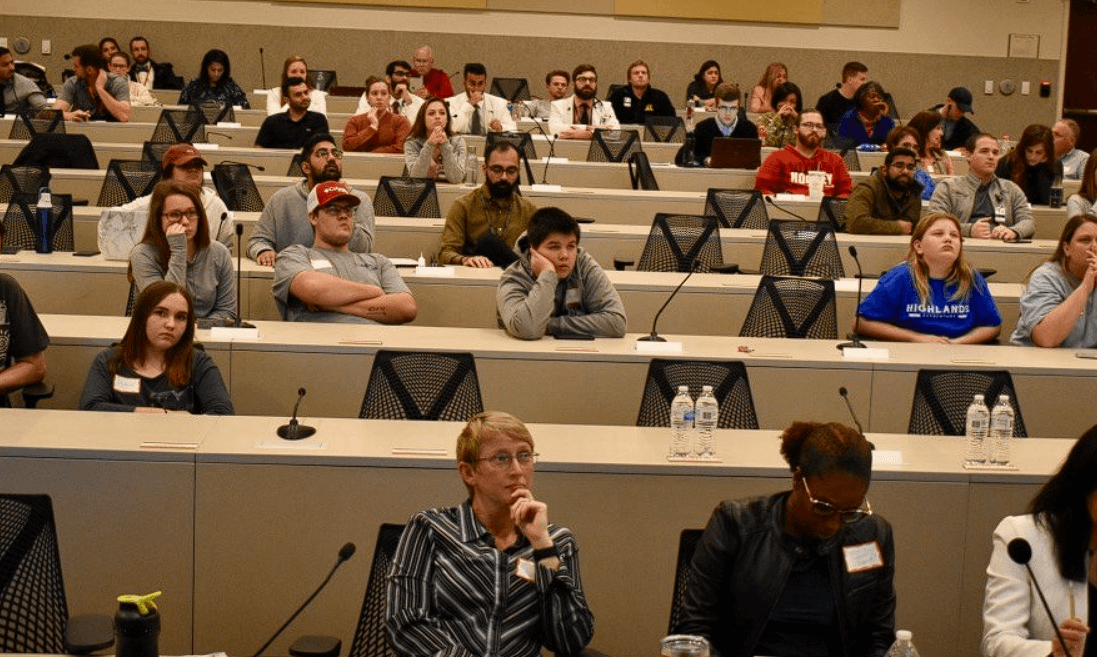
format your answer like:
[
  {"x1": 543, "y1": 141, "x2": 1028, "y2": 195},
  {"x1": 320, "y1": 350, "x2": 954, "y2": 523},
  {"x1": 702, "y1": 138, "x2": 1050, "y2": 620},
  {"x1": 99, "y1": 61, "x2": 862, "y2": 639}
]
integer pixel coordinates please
[{"x1": 1069, "y1": 581, "x2": 1076, "y2": 620}]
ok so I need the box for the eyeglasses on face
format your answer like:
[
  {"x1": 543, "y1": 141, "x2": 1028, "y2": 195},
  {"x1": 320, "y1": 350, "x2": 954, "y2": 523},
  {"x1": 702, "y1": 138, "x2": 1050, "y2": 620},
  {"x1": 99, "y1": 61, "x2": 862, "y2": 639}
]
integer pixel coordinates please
[
  {"x1": 800, "y1": 122, "x2": 827, "y2": 132},
  {"x1": 801, "y1": 477, "x2": 872, "y2": 524},
  {"x1": 487, "y1": 165, "x2": 520, "y2": 177},
  {"x1": 163, "y1": 209, "x2": 199, "y2": 222},
  {"x1": 476, "y1": 451, "x2": 537, "y2": 469},
  {"x1": 319, "y1": 204, "x2": 355, "y2": 217},
  {"x1": 313, "y1": 148, "x2": 344, "y2": 160}
]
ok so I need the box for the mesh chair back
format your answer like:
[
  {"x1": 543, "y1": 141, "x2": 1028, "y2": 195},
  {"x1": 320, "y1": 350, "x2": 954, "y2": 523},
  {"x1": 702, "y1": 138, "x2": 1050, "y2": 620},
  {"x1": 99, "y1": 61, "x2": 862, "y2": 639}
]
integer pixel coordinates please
[
  {"x1": 818, "y1": 196, "x2": 848, "y2": 232},
  {"x1": 841, "y1": 149, "x2": 861, "y2": 173},
  {"x1": 96, "y1": 159, "x2": 162, "y2": 207},
  {"x1": 759, "y1": 220, "x2": 845, "y2": 279},
  {"x1": 372, "y1": 176, "x2": 441, "y2": 218},
  {"x1": 345, "y1": 523, "x2": 404, "y2": 657},
  {"x1": 587, "y1": 129, "x2": 641, "y2": 163},
  {"x1": 141, "y1": 141, "x2": 175, "y2": 168},
  {"x1": 644, "y1": 116, "x2": 686, "y2": 143},
  {"x1": 124, "y1": 282, "x2": 138, "y2": 317},
  {"x1": 636, "y1": 213, "x2": 725, "y2": 273},
  {"x1": 0, "y1": 165, "x2": 50, "y2": 204},
  {"x1": 637, "y1": 359, "x2": 759, "y2": 429},
  {"x1": 312, "y1": 70, "x2": 338, "y2": 92},
  {"x1": 151, "y1": 107, "x2": 207, "y2": 143},
  {"x1": 360, "y1": 350, "x2": 484, "y2": 421},
  {"x1": 8, "y1": 109, "x2": 64, "y2": 141},
  {"x1": 12, "y1": 62, "x2": 53, "y2": 97},
  {"x1": 485, "y1": 132, "x2": 537, "y2": 185},
  {"x1": 2, "y1": 193, "x2": 75, "y2": 252},
  {"x1": 0, "y1": 494, "x2": 71, "y2": 653},
  {"x1": 739, "y1": 275, "x2": 837, "y2": 339},
  {"x1": 908, "y1": 369, "x2": 1027, "y2": 437},
  {"x1": 884, "y1": 93, "x2": 900, "y2": 122},
  {"x1": 667, "y1": 529, "x2": 705, "y2": 634},
  {"x1": 628, "y1": 151, "x2": 659, "y2": 191},
  {"x1": 287, "y1": 153, "x2": 305, "y2": 177},
  {"x1": 12, "y1": 134, "x2": 98, "y2": 170},
  {"x1": 212, "y1": 163, "x2": 265, "y2": 212},
  {"x1": 489, "y1": 77, "x2": 531, "y2": 102},
  {"x1": 192, "y1": 101, "x2": 234, "y2": 124},
  {"x1": 703, "y1": 188, "x2": 769, "y2": 229}
]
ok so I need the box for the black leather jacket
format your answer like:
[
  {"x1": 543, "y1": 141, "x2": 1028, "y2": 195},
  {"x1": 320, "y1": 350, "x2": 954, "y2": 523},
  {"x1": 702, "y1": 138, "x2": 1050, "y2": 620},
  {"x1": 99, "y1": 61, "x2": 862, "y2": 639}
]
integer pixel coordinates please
[{"x1": 676, "y1": 492, "x2": 896, "y2": 657}]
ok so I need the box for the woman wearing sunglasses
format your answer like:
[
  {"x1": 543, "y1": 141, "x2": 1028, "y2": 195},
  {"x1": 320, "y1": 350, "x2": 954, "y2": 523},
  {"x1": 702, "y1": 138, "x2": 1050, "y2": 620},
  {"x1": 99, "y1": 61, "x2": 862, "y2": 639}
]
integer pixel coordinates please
[{"x1": 677, "y1": 421, "x2": 895, "y2": 657}]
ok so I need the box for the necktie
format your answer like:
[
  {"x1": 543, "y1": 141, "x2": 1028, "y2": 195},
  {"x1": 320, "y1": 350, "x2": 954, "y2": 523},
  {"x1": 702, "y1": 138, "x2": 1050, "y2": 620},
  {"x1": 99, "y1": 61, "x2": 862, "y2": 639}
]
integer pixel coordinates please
[
  {"x1": 579, "y1": 104, "x2": 590, "y2": 126},
  {"x1": 392, "y1": 100, "x2": 401, "y2": 113},
  {"x1": 471, "y1": 103, "x2": 483, "y2": 135}
]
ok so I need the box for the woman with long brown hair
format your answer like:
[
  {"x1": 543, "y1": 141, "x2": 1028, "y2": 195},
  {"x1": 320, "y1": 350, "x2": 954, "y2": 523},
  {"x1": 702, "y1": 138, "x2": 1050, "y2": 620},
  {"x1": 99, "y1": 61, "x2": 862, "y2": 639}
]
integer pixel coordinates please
[
  {"x1": 748, "y1": 62, "x2": 788, "y2": 113},
  {"x1": 404, "y1": 96, "x2": 467, "y2": 182},
  {"x1": 996, "y1": 124, "x2": 1062, "y2": 205},
  {"x1": 907, "y1": 111, "x2": 955, "y2": 176}
]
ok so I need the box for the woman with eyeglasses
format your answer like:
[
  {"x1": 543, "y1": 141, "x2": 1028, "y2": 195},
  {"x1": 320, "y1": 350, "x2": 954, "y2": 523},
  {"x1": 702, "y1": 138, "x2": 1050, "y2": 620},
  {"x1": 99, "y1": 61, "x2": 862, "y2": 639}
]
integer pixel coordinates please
[
  {"x1": 79, "y1": 281, "x2": 233, "y2": 414},
  {"x1": 129, "y1": 181, "x2": 236, "y2": 324},
  {"x1": 387, "y1": 411, "x2": 594, "y2": 657},
  {"x1": 677, "y1": 421, "x2": 894, "y2": 657},
  {"x1": 982, "y1": 424, "x2": 1095, "y2": 657}
]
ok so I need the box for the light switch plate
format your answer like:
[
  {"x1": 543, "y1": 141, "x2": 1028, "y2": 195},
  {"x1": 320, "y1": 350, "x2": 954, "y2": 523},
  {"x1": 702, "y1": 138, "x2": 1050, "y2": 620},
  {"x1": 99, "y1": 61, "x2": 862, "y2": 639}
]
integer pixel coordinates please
[
  {"x1": 41, "y1": 39, "x2": 50, "y2": 54},
  {"x1": 984, "y1": 80, "x2": 995, "y2": 95},
  {"x1": 1021, "y1": 81, "x2": 1031, "y2": 95}
]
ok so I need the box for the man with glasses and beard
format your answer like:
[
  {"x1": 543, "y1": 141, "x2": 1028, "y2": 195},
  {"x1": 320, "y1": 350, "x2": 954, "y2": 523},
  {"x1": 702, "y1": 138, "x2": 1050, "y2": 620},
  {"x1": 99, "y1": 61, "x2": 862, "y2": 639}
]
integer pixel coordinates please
[
  {"x1": 548, "y1": 64, "x2": 618, "y2": 140},
  {"x1": 846, "y1": 147, "x2": 923, "y2": 235},
  {"x1": 247, "y1": 133, "x2": 375, "y2": 266},
  {"x1": 755, "y1": 109, "x2": 853, "y2": 197},
  {"x1": 437, "y1": 142, "x2": 537, "y2": 268}
]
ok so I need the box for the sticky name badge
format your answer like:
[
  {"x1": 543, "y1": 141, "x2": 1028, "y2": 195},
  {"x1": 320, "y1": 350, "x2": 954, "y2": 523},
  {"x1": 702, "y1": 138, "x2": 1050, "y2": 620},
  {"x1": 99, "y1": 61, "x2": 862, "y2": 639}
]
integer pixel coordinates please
[
  {"x1": 843, "y1": 541, "x2": 884, "y2": 573},
  {"x1": 515, "y1": 558, "x2": 536, "y2": 583},
  {"x1": 113, "y1": 375, "x2": 141, "y2": 394},
  {"x1": 310, "y1": 259, "x2": 332, "y2": 270}
]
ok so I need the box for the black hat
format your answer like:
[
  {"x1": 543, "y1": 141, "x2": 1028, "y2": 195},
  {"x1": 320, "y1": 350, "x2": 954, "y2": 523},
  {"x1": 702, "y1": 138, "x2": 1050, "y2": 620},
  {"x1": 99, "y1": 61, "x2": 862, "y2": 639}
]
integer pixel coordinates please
[{"x1": 948, "y1": 86, "x2": 974, "y2": 114}]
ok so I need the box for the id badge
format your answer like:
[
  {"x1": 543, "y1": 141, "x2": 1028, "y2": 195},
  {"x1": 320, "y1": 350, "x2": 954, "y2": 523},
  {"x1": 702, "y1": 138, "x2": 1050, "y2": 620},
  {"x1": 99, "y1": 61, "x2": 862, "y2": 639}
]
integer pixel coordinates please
[
  {"x1": 515, "y1": 558, "x2": 536, "y2": 583},
  {"x1": 843, "y1": 541, "x2": 884, "y2": 573},
  {"x1": 113, "y1": 375, "x2": 141, "y2": 394}
]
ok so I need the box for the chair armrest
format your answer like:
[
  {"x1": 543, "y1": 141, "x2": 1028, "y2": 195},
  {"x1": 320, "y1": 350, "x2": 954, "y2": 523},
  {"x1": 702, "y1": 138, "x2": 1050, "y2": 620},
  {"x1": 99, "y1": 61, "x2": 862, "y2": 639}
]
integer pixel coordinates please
[
  {"x1": 64, "y1": 614, "x2": 114, "y2": 654},
  {"x1": 289, "y1": 634, "x2": 342, "y2": 657},
  {"x1": 21, "y1": 379, "x2": 54, "y2": 408},
  {"x1": 613, "y1": 258, "x2": 634, "y2": 271}
]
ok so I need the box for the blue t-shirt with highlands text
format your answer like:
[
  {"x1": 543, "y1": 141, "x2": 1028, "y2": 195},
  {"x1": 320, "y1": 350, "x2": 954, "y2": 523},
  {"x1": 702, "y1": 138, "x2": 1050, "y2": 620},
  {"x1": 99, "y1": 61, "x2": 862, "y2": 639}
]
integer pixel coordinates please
[{"x1": 858, "y1": 262, "x2": 1001, "y2": 339}]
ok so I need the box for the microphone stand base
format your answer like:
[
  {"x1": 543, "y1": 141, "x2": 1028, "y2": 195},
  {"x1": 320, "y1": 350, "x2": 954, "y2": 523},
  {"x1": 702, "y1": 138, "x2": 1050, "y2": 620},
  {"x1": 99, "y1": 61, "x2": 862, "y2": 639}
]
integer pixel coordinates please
[
  {"x1": 634, "y1": 339, "x2": 683, "y2": 354},
  {"x1": 277, "y1": 424, "x2": 317, "y2": 441}
]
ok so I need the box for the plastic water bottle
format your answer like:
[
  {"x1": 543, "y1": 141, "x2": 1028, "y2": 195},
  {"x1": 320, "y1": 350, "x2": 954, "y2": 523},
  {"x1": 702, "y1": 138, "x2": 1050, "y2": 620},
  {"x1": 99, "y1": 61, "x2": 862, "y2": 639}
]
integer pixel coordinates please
[
  {"x1": 964, "y1": 394, "x2": 989, "y2": 466},
  {"x1": 883, "y1": 630, "x2": 920, "y2": 657},
  {"x1": 694, "y1": 386, "x2": 719, "y2": 458},
  {"x1": 465, "y1": 153, "x2": 478, "y2": 187},
  {"x1": 990, "y1": 395, "x2": 1015, "y2": 465},
  {"x1": 669, "y1": 386, "x2": 694, "y2": 458},
  {"x1": 1050, "y1": 171, "x2": 1064, "y2": 209},
  {"x1": 36, "y1": 186, "x2": 52, "y2": 254}
]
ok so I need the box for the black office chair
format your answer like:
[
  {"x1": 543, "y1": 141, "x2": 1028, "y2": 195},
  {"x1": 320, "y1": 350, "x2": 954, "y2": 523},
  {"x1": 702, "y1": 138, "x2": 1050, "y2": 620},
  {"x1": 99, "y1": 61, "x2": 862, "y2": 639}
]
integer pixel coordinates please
[
  {"x1": 818, "y1": 196, "x2": 848, "y2": 233},
  {"x1": 0, "y1": 164, "x2": 50, "y2": 203},
  {"x1": 141, "y1": 141, "x2": 175, "y2": 168},
  {"x1": 8, "y1": 108, "x2": 64, "y2": 141},
  {"x1": 739, "y1": 275, "x2": 838, "y2": 339},
  {"x1": 758, "y1": 220, "x2": 845, "y2": 279},
  {"x1": 2, "y1": 192, "x2": 75, "y2": 252},
  {"x1": 312, "y1": 70, "x2": 338, "y2": 92},
  {"x1": 12, "y1": 61, "x2": 54, "y2": 97},
  {"x1": 644, "y1": 116, "x2": 686, "y2": 144},
  {"x1": 841, "y1": 149, "x2": 861, "y2": 173},
  {"x1": 372, "y1": 176, "x2": 441, "y2": 218},
  {"x1": 636, "y1": 359, "x2": 759, "y2": 430},
  {"x1": 619, "y1": 213, "x2": 733, "y2": 273},
  {"x1": 628, "y1": 151, "x2": 659, "y2": 191},
  {"x1": 192, "y1": 101, "x2": 234, "y2": 125},
  {"x1": 485, "y1": 132, "x2": 537, "y2": 187},
  {"x1": 666, "y1": 529, "x2": 705, "y2": 634},
  {"x1": 12, "y1": 134, "x2": 98, "y2": 170},
  {"x1": 587, "y1": 128, "x2": 641, "y2": 163},
  {"x1": 212, "y1": 163, "x2": 265, "y2": 212},
  {"x1": 151, "y1": 107, "x2": 207, "y2": 143},
  {"x1": 359, "y1": 350, "x2": 484, "y2": 421},
  {"x1": 703, "y1": 188, "x2": 770, "y2": 229},
  {"x1": 490, "y1": 77, "x2": 531, "y2": 102},
  {"x1": 908, "y1": 369, "x2": 1027, "y2": 437},
  {"x1": 96, "y1": 159, "x2": 162, "y2": 207},
  {"x1": 287, "y1": 153, "x2": 306, "y2": 177},
  {"x1": 0, "y1": 494, "x2": 115, "y2": 654}
]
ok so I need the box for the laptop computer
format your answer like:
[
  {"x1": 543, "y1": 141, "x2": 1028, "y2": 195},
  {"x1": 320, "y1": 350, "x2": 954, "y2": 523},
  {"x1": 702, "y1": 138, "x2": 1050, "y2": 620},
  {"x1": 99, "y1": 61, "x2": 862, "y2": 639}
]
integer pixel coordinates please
[{"x1": 709, "y1": 137, "x2": 762, "y2": 169}]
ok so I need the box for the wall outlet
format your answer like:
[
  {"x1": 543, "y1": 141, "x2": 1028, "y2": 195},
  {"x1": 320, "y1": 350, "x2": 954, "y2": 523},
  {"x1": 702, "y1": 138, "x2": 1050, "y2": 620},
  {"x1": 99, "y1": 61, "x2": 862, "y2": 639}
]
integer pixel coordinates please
[
  {"x1": 984, "y1": 80, "x2": 995, "y2": 95},
  {"x1": 1021, "y1": 81, "x2": 1031, "y2": 95},
  {"x1": 41, "y1": 39, "x2": 50, "y2": 54}
]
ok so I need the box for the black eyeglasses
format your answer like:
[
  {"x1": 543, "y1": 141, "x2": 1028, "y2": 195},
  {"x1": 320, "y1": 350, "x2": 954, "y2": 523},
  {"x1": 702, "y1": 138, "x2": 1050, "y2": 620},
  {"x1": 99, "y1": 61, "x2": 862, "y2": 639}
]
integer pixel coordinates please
[{"x1": 802, "y1": 478, "x2": 872, "y2": 524}]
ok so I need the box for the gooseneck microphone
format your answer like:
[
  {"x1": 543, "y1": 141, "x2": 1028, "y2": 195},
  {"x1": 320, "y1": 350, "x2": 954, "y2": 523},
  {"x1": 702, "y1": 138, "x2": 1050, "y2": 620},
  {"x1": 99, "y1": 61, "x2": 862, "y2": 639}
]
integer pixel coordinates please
[
  {"x1": 221, "y1": 160, "x2": 266, "y2": 172},
  {"x1": 764, "y1": 195, "x2": 812, "y2": 222},
  {"x1": 258, "y1": 47, "x2": 267, "y2": 90},
  {"x1": 231, "y1": 222, "x2": 256, "y2": 329},
  {"x1": 527, "y1": 119, "x2": 559, "y2": 185},
  {"x1": 1007, "y1": 538, "x2": 1075, "y2": 657},
  {"x1": 838, "y1": 387, "x2": 865, "y2": 436},
  {"x1": 638, "y1": 260, "x2": 700, "y2": 343},
  {"x1": 838, "y1": 245, "x2": 867, "y2": 350},
  {"x1": 250, "y1": 542, "x2": 356, "y2": 657},
  {"x1": 277, "y1": 388, "x2": 316, "y2": 440}
]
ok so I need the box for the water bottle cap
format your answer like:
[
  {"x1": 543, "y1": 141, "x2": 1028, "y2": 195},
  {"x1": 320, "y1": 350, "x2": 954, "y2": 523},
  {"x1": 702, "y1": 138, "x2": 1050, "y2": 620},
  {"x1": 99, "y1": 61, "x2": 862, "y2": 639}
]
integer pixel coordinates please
[
  {"x1": 973, "y1": 394, "x2": 984, "y2": 402},
  {"x1": 678, "y1": 385, "x2": 689, "y2": 392},
  {"x1": 998, "y1": 394, "x2": 1010, "y2": 402},
  {"x1": 896, "y1": 630, "x2": 912, "y2": 641},
  {"x1": 702, "y1": 385, "x2": 713, "y2": 392}
]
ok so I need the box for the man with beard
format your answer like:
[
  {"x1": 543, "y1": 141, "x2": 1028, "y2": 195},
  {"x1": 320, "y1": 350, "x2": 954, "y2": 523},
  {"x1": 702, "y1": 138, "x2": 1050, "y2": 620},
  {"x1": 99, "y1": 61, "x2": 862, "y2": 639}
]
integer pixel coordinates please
[
  {"x1": 548, "y1": 64, "x2": 618, "y2": 139},
  {"x1": 248, "y1": 133, "x2": 375, "y2": 266},
  {"x1": 846, "y1": 147, "x2": 922, "y2": 235},
  {"x1": 0, "y1": 46, "x2": 47, "y2": 113},
  {"x1": 755, "y1": 110, "x2": 853, "y2": 197},
  {"x1": 54, "y1": 44, "x2": 130, "y2": 122},
  {"x1": 437, "y1": 142, "x2": 537, "y2": 267},
  {"x1": 255, "y1": 76, "x2": 329, "y2": 149},
  {"x1": 127, "y1": 36, "x2": 184, "y2": 90}
]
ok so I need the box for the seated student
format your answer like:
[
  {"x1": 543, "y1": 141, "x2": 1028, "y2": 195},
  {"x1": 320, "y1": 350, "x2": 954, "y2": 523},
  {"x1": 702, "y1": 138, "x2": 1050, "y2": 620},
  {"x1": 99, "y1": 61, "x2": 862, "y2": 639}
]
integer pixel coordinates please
[
  {"x1": 178, "y1": 49, "x2": 249, "y2": 108},
  {"x1": 255, "y1": 76, "x2": 329, "y2": 150},
  {"x1": 836, "y1": 81, "x2": 894, "y2": 150},
  {"x1": 108, "y1": 52, "x2": 159, "y2": 107},
  {"x1": 404, "y1": 96, "x2": 467, "y2": 183},
  {"x1": 1067, "y1": 149, "x2": 1097, "y2": 218},
  {"x1": 607, "y1": 60, "x2": 675, "y2": 125},
  {"x1": 265, "y1": 56, "x2": 328, "y2": 116},
  {"x1": 1012, "y1": 214, "x2": 1097, "y2": 348},
  {"x1": 755, "y1": 109, "x2": 853, "y2": 197},
  {"x1": 129, "y1": 181, "x2": 236, "y2": 324},
  {"x1": 857, "y1": 213, "x2": 1002, "y2": 344},
  {"x1": 497, "y1": 207, "x2": 626, "y2": 340},
  {"x1": 907, "y1": 110, "x2": 956, "y2": 177},
  {"x1": 996, "y1": 124, "x2": 1063, "y2": 206},
  {"x1": 676, "y1": 420, "x2": 895, "y2": 657},
  {"x1": 885, "y1": 126, "x2": 937, "y2": 202},
  {"x1": 343, "y1": 76, "x2": 411, "y2": 154},
  {"x1": 0, "y1": 219, "x2": 49, "y2": 405},
  {"x1": 273, "y1": 181, "x2": 416, "y2": 324},
  {"x1": 981, "y1": 423, "x2": 1095, "y2": 657},
  {"x1": 685, "y1": 60, "x2": 722, "y2": 109},
  {"x1": 386, "y1": 411, "x2": 595, "y2": 657},
  {"x1": 79, "y1": 281, "x2": 234, "y2": 414},
  {"x1": 757, "y1": 82, "x2": 802, "y2": 149},
  {"x1": 846, "y1": 146, "x2": 922, "y2": 235},
  {"x1": 690, "y1": 83, "x2": 758, "y2": 167},
  {"x1": 748, "y1": 62, "x2": 787, "y2": 114}
]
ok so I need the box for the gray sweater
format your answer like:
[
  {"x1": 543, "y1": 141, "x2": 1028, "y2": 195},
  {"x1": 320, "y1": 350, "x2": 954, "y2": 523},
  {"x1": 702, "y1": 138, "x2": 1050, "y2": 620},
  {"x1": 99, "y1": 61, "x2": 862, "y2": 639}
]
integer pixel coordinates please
[
  {"x1": 404, "y1": 135, "x2": 468, "y2": 183},
  {"x1": 130, "y1": 233, "x2": 236, "y2": 321},
  {"x1": 927, "y1": 173, "x2": 1035, "y2": 239},
  {"x1": 246, "y1": 180, "x2": 374, "y2": 260}
]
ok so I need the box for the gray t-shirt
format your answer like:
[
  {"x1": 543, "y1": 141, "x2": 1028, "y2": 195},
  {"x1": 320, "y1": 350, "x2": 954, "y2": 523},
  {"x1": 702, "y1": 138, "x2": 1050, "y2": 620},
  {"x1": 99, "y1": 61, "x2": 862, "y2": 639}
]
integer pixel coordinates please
[
  {"x1": 272, "y1": 246, "x2": 409, "y2": 323},
  {"x1": 1011, "y1": 261, "x2": 1097, "y2": 348},
  {"x1": 130, "y1": 233, "x2": 236, "y2": 322},
  {"x1": 247, "y1": 180, "x2": 374, "y2": 260},
  {"x1": 1, "y1": 73, "x2": 47, "y2": 113},
  {"x1": 57, "y1": 73, "x2": 130, "y2": 120}
]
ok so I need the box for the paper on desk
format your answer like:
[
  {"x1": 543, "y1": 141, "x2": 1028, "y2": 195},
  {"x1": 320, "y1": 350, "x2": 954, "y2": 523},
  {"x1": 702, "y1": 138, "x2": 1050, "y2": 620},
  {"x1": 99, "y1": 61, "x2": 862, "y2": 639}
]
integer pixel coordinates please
[{"x1": 871, "y1": 450, "x2": 903, "y2": 466}]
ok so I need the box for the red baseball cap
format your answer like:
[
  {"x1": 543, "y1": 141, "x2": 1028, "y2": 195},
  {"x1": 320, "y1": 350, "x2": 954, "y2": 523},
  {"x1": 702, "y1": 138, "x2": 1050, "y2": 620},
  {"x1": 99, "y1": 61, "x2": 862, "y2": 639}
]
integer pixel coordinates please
[
  {"x1": 161, "y1": 143, "x2": 208, "y2": 172},
  {"x1": 307, "y1": 181, "x2": 361, "y2": 213}
]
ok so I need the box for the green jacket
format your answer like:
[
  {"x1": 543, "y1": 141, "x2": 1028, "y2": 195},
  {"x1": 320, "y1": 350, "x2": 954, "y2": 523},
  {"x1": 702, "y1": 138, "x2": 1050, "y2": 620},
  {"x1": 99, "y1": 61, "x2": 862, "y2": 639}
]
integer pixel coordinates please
[{"x1": 846, "y1": 169, "x2": 923, "y2": 235}]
